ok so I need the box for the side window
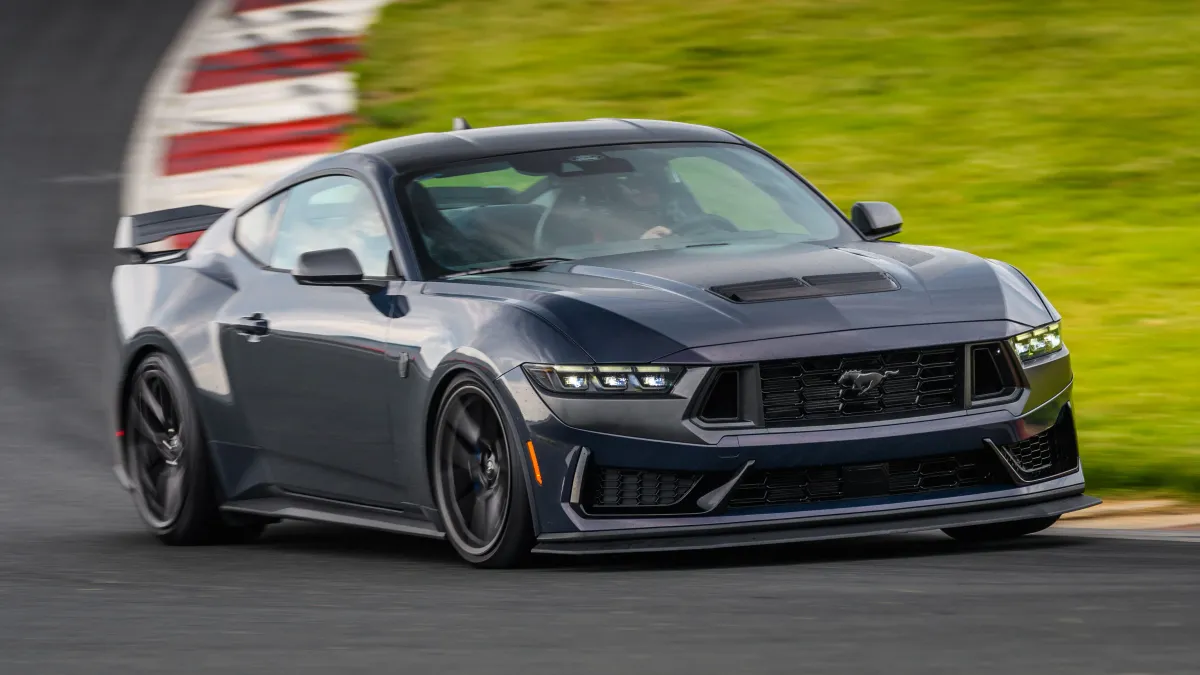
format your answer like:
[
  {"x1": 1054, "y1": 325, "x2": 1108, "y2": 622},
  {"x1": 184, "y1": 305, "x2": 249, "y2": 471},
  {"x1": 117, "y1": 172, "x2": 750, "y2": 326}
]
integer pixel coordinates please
[
  {"x1": 234, "y1": 193, "x2": 285, "y2": 264},
  {"x1": 269, "y1": 176, "x2": 393, "y2": 277}
]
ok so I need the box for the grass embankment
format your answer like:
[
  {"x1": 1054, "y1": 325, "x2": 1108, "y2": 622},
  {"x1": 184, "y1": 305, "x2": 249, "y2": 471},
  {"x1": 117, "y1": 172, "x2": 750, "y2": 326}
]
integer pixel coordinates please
[{"x1": 349, "y1": 0, "x2": 1200, "y2": 497}]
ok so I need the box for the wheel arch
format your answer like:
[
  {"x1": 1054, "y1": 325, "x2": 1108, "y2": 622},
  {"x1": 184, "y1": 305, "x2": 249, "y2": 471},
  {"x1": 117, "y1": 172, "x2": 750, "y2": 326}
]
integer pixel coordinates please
[
  {"x1": 421, "y1": 358, "x2": 542, "y2": 534},
  {"x1": 115, "y1": 330, "x2": 208, "y2": 443}
]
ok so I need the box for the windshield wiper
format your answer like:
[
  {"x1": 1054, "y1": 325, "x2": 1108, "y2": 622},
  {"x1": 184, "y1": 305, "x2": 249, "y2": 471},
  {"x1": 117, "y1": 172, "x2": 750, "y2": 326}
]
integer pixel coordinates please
[{"x1": 443, "y1": 256, "x2": 575, "y2": 278}]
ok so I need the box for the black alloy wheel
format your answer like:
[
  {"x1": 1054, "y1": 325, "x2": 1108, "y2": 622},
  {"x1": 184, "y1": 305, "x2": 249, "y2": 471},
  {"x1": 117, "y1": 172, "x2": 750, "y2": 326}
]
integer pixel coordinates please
[
  {"x1": 432, "y1": 374, "x2": 534, "y2": 567},
  {"x1": 128, "y1": 362, "x2": 186, "y2": 529},
  {"x1": 124, "y1": 353, "x2": 264, "y2": 545}
]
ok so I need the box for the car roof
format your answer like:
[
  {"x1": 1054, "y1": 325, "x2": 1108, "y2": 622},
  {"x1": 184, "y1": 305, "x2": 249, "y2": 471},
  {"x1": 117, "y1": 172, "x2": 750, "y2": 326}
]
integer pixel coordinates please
[{"x1": 348, "y1": 118, "x2": 747, "y2": 175}]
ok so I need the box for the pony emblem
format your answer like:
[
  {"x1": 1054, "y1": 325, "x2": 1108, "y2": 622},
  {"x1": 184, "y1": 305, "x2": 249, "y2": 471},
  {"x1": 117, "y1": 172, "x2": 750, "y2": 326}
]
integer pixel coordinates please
[{"x1": 838, "y1": 369, "x2": 899, "y2": 395}]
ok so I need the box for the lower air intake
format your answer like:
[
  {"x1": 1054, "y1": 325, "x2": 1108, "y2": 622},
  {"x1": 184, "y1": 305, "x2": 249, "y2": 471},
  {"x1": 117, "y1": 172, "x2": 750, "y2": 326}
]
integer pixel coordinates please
[
  {"x1": 996, "y1": 418, "x2": 1079, "y2": 480},
  {"x1": 592, "y1": 468, "x2": 698, "y2": 508},
  {"x1": 728, "y1": 450, "x2": 1008, "y2": 509}
]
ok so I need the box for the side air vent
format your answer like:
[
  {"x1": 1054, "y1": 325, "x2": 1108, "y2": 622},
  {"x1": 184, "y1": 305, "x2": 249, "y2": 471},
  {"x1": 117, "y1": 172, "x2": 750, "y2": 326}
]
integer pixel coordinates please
[
  {"x1": 699, "y1": 370, "x2": 741, "y2": 422},
  {"x1": 710, "y1": 272, "x2": 898, "y2": 303},
  {"x1": 971, "y1": 342, "x2": 1020, "y2": 402},
  {"x1": 692, "y1": 366, "x2": 760, "y2": 427},
  {"x1": 993, "y1": 409, "x2": 1080, "y2": 481}
]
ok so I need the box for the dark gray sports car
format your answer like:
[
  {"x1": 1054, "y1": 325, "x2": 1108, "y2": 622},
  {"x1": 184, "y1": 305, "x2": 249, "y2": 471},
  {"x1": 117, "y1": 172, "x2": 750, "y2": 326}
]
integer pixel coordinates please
[{"x1": 109, "y1": 119, "x2": 1098, "y2": 566}]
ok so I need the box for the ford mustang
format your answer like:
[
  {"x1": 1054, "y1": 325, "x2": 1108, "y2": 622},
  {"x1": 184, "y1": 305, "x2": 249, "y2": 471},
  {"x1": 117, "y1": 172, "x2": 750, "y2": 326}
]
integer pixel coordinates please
[{"x1": 109, "y1": 118, "x2": 1098, "y2": 566}]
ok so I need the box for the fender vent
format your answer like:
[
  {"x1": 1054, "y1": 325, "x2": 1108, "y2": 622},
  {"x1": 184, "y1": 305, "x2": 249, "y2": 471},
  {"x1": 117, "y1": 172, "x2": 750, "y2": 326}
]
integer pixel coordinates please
[{"x1": 710, "y1": 272, "x2": 898, "y2": 303}]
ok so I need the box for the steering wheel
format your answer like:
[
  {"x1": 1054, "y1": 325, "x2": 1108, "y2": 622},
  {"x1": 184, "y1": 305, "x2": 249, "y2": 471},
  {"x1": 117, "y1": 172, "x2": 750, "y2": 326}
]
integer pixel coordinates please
[{"x1": 670, "y1": 213, "x2": 739, "y2": 236}]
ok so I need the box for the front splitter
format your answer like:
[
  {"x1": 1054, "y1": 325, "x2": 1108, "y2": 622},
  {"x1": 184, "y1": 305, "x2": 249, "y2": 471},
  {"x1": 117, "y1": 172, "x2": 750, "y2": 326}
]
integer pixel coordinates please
[{"x1": 534, "y1": 491, "x2": 1100, "y2": 555}]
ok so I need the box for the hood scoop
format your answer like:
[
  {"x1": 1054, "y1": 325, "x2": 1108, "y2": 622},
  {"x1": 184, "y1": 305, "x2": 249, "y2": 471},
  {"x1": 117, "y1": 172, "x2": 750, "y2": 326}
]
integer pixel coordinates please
[{"x1": 710, "y1": 272, "x2": 899, "y2": 303}]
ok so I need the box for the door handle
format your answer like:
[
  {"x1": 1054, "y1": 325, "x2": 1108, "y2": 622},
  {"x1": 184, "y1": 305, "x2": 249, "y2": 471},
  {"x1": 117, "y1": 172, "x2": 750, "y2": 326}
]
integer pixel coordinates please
[{"x1": 234, "y1": 313, "x2": 270, "y2": 339}]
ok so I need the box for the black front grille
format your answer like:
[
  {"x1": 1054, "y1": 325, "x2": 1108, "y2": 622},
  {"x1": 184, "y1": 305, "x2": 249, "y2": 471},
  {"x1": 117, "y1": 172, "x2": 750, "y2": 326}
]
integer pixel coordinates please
[
  {"x1": 998, "y1": 425, "x2": 1078, "y2": 480},
  {"x1": 761, "y1": 346, "x2": 964, "y2": 427},
  {"x1": 728, "y1": 450, "x2": 1006, "y2": 509},
  {"x1": 592, "y1": 468, "x2": 698, "y2": 508}
]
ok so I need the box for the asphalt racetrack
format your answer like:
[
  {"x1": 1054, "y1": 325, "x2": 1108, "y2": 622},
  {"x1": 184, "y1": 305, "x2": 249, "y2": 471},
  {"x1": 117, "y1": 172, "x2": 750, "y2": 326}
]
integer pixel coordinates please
[{"x1": 0, "y1": 2, "x2": 1195, "y2": 673}]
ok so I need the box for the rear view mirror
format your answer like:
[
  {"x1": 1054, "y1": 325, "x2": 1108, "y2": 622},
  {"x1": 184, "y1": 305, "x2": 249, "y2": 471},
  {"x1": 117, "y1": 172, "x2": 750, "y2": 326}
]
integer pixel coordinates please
[
  {"x1": 850, "y1": 201, "x2": 903, "y2": 240},
  {"x1": 293, "y1": 247, "x2": 365, "y2": 285}
]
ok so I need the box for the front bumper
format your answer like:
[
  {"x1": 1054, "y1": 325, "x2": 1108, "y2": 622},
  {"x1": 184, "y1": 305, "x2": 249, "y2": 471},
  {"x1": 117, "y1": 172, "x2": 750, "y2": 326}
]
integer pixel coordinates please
[{"x1": 497, "y1": 343, "x2": 1094, "y2": 550}]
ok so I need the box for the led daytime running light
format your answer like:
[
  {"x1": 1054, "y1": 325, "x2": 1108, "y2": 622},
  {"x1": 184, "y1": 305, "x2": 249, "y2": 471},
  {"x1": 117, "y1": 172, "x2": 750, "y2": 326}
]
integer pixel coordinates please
[
  {"x1": 1010, "y1": 321, "x2": 1063, "y2": 362},
  {"x1": 523, "y1": 364, "x2": 683, "y2": 395}
]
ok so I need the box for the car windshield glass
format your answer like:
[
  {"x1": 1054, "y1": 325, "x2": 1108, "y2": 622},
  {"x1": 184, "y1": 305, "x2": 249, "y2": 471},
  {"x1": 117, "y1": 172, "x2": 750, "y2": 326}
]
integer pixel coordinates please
[{"x1": 400, "y1": 142, "x2": 858, "y2": 277}]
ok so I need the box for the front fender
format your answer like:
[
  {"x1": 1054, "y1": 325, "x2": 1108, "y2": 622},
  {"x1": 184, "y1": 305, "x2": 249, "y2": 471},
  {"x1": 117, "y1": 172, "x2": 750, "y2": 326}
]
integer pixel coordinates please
[
  {"x1": 987, "y1": 259, "x2": 1059, "y2": 323},
  {"x1": 390, "y1": 293, "x2": 595, "y2": 524}
]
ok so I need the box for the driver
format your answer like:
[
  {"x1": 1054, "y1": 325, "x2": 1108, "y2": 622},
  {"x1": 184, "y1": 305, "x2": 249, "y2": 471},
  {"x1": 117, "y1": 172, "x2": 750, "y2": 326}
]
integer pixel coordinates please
[
  {"x1": 543, "y1": 174, "x2": 677, "y2": 247},
  {"x1": 592, "y1": 175, "x2": 674, "y2": 241}
]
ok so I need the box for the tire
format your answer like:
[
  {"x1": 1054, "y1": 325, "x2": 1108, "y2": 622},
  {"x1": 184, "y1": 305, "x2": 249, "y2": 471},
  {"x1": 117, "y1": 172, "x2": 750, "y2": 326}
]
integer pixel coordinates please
[
  {"x1": 124, "y1": 352, "x2": 265, "y2": 546},
  {"x1": 431, "y1": 373, "x2": 535, "y2": 568},
  {"x1": 942, "y1": 516, "x2": 1059, "y2": 543}
]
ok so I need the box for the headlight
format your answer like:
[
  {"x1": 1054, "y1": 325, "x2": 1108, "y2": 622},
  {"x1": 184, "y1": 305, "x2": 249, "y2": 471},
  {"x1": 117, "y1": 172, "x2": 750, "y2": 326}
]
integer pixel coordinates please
[
  {"x1": 1010, "y1": 322, "x2": 1063, "y2": 362},
  {"x1": 523, "y1": 364, "x2": 684, "y2": 395}
]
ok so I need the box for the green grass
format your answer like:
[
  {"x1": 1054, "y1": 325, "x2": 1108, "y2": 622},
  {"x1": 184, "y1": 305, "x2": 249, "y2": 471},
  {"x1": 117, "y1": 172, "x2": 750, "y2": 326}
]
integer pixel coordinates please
[{"x1": 349, "y1": 0, "x2": 1200, "y2": 496}]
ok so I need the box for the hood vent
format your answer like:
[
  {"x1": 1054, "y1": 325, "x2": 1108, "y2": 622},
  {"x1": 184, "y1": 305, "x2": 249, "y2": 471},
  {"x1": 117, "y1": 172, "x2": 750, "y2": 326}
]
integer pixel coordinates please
[{"x1": 710, "y1": 272, "x2": 899, "y2": 303}]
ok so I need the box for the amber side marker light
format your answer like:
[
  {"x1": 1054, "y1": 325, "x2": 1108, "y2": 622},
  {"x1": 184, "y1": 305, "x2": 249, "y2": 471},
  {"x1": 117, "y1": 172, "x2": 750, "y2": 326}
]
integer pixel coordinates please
[{"x1": 526, "y1": 441, "x2": 542, "y2": 485}]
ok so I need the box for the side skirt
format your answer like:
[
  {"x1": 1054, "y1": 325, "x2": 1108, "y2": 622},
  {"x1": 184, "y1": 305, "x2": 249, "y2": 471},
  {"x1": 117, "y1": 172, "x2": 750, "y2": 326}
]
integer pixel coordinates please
[{"x1": 221, "y1": 493, "x2": 446, "y2": 540}]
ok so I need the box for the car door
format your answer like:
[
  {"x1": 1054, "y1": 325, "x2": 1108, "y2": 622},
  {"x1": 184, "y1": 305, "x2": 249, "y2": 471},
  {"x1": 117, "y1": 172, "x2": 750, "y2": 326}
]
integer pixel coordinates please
[{"x1": 220, "y1": 175, "x2": 402, "y2": 506}]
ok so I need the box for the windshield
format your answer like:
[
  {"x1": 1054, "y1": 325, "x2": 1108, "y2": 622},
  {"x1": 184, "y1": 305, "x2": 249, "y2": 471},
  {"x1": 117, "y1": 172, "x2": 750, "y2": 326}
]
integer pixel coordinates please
[{"x1": 399, "y1": 142, "x2": 858, "y2": 277}]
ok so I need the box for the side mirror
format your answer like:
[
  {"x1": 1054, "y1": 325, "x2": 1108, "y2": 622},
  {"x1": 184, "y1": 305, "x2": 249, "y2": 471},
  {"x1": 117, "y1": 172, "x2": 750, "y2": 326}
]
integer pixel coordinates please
[
  {"x1": 293, "y1": 247, "x2": 365, "y2": 285},
  {"x1": 850, "y1": 201, "x2": 903, "y2": 240}
]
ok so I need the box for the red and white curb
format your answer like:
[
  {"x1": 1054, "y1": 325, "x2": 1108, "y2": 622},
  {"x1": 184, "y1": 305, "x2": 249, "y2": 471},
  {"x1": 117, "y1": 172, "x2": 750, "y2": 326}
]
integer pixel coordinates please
[{"x1": 123, "y1": 0, "x2": 391, "y2": 215}]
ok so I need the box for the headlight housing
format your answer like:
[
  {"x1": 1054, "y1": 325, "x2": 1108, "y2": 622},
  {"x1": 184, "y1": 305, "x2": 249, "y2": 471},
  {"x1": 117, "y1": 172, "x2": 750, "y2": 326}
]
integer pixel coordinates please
[
  {"x1": 1010, "y1": 321, "x2": 1063, "y2": 362},
  {"x1": 523, "y1": 364, "x2": 684, "y2": 395}
]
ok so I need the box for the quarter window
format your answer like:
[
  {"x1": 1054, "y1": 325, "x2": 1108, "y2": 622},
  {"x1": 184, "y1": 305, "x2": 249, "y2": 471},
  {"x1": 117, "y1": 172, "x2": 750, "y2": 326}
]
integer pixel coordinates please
[
  {"x1": 234, "y1": 193, "x2": 285, "y2": 264},
  {"x1": 270, "y1": 176, "x2": 393, "y2": 277}
]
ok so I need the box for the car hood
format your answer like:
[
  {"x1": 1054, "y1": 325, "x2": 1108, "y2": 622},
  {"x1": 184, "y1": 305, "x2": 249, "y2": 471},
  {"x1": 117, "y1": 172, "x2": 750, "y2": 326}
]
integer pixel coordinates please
[{"x1": 426, "y1": 240, "x2": 1054, "y2": 362}]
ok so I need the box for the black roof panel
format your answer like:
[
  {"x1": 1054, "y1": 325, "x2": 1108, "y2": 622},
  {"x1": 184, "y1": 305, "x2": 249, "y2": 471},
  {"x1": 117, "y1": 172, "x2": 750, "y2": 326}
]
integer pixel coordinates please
[{"x1": 350, "y1": 118, "x2": 746, "y2": 175}]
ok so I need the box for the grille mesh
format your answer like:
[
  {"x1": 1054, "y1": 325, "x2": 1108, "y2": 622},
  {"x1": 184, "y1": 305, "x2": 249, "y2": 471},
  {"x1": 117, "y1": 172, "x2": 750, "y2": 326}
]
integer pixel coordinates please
[
  {"x1": 761, "y1": 346, "x2": 964, "y2": 427},
  {"x1": 999, "y1": 427, "x2": 1078, "y2": 479},
  {"x1": 1007, "y1": 434, "x2": 1054, "y2": 473},
  {"x1": 728, "y1": 451, "x2": 1004, "y2": 509},
  {"x1": 593, "y1": 469, "x2": 698, "y2": 508}
]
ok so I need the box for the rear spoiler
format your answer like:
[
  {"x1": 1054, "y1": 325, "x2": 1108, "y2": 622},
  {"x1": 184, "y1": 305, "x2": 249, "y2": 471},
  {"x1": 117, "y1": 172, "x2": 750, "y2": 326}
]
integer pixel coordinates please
[{"x1": 114, "y1": 205, "x2": 228, "y2": 260}]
